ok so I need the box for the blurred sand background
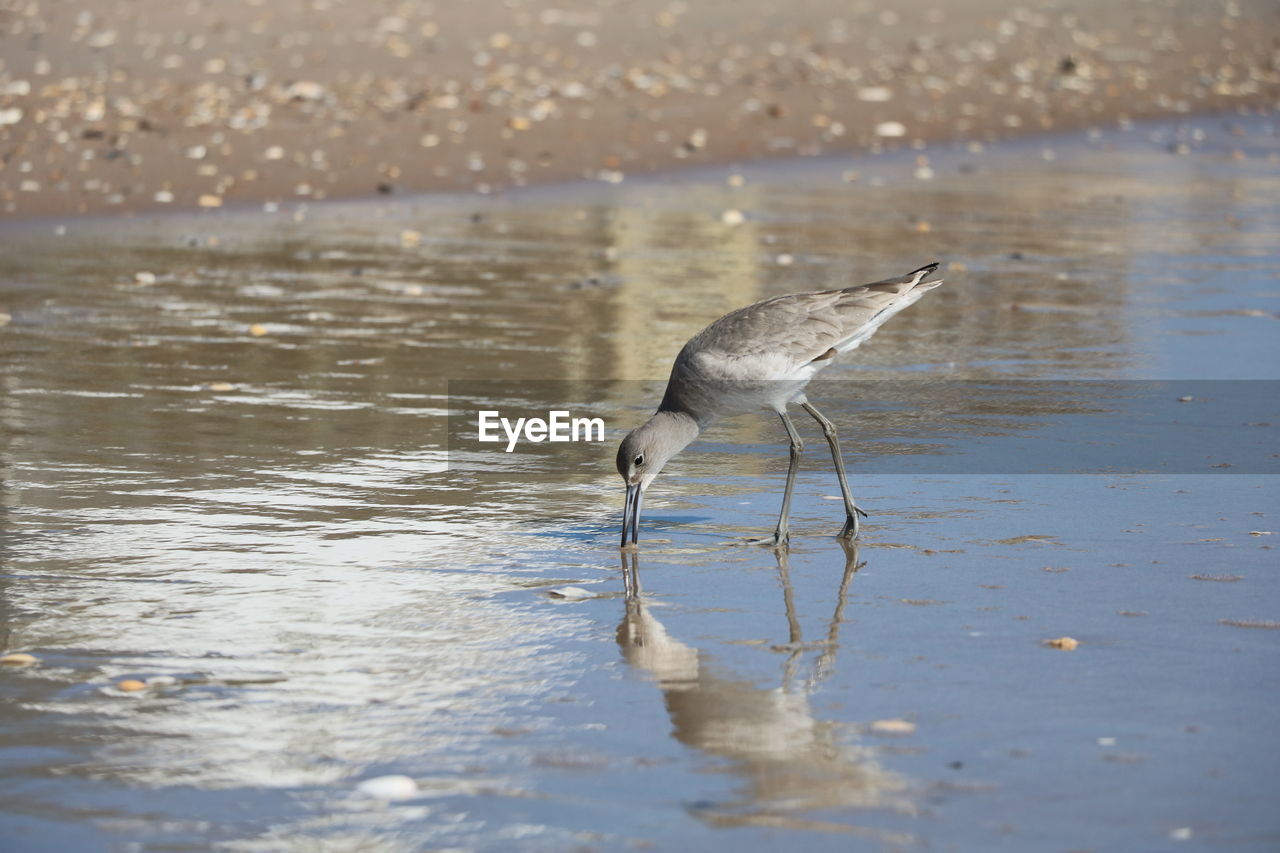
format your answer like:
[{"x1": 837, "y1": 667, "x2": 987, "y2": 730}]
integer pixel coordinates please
[{"x1": 0, "y1": 0, "x2": 1276, "y2": 219}]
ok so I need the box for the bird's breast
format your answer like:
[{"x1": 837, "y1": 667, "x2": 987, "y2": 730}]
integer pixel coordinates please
[{"x1": 665, "y1": 349, "x2": 812, "y2": 416}]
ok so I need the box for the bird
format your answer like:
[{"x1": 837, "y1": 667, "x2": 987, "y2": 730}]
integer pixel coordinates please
[{"x1": 617, "y1": 261, "x2": 944, "y2": 549}]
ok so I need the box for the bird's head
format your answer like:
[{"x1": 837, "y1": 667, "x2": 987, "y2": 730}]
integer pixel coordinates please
[
  {"x1": 616, "y1": 412, "x2": 698, "y2": 490},
  {"x1": 616, "y1": 410, "x2": 700, "y2": 548}
]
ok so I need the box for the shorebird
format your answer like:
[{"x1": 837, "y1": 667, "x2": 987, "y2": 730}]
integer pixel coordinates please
[{"x1": 617, "y1": 262, "x2": 943, "y2": 548}]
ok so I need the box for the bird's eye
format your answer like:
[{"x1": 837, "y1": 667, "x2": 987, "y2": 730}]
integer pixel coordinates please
[{"x1": 634, "y1": 455, "x2": 644, "y2": 466}]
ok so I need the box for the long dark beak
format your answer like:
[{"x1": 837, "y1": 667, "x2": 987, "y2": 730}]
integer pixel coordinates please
[{"x1": 621, "y1": 482, "x2": 643, "y2": 549}]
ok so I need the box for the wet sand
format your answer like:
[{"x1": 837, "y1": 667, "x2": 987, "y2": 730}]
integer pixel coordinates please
[
  {"x1": 0, "y1": 113, "x2": 1277, "y2": 850},
  {"x1": 1, "y1": 0, "x2": 1278, "y2": 219}
]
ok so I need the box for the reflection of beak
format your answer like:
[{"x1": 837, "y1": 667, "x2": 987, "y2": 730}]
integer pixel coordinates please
[
  {"x1": 620, "y1": 548, "x2": 640, "y2": 599},
  {"x1": 621, "y1": 482, "x2": 643, "y2": 549}
]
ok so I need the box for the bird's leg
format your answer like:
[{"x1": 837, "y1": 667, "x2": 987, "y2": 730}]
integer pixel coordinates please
[
  {"x1": 769, "y1": 409, "x2": 805, "y2": 547},
  {"x1": 800, "y1": 401, "x2": 867, "y2": 540}
]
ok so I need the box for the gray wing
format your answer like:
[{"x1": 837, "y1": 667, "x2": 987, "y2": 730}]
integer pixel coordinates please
[{"x1": 684, "y1": 262, "x2": 943, "y2": 368}]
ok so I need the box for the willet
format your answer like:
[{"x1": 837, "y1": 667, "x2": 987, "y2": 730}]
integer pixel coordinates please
[{"x1": 618, "y1": 262, "x2": 944, "y2": 548}]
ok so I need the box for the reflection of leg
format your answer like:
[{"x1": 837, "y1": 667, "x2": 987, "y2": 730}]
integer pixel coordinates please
[
  {"x1": 800, "y1": 401, "x2": 867, "y2": 540},
  {"x1": 775, "y1": 549, "x2": 802, "y2": 646},
  {"x1": 812, "y1": 541, "x2": 865, "y2": 687},
  {"x1": 774, "y1": 547, "x2": 804, "y2": 692},
  {"x1": 830, "y1": 541, "x2": 863, "y2": 640},
  {"x1": 772, "y1": 410, "x2": 805, "y2": 546}
]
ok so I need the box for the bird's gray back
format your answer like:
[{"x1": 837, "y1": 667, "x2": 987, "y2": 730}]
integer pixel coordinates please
[
  {"x1": 658, "y1": 263, "x2": 943, "y2": 420},
  {"x1": 683, "y1": 266, "x2": 940, "y2": 366}
]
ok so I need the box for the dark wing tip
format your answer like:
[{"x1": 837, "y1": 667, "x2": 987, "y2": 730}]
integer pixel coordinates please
[{"x1": 911, "y1": 261, "x2": 941, "y2": 277}]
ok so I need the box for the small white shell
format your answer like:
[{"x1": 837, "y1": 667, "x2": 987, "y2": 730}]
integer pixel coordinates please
[
  {"x1": 356, "y1": 775, "x2": 419, "y2": 800},
  {"x1": 547, "y1": 586, "x2": 594, "y2": 600}
]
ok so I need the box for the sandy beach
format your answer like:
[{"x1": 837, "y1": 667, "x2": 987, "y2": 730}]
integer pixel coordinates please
[
  {"x1": 5, "y1": 3, "x2": 1280, "y2": 852},
  {"x1": 1, "y1": 0, "x2": 1277, "y2": 219}
]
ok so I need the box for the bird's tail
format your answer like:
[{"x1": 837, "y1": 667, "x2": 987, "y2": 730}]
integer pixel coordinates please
[
  {"x1": 907, "y1": 261, "x2": 943, "y2": 291},
  {"x1": 898, "y1": 261, "x2": 942, "y2": 288},
  {"x1": 907, "y1": 261, "x2": 940, "y2": 280},
  {"x1": 850, "y1": 261, "x2": 944, "y2": 297}
]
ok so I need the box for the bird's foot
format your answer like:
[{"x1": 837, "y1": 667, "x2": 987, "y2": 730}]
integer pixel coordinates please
[
  {"x1": 743, "y1": 530, "x2": 790, "y2": 550},
  {"x1": 839, "y1": 514, "x2": 861, "y2": 540}
]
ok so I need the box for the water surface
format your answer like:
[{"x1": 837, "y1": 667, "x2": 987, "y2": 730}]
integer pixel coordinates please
[{"x1": 2, "y1": 115, "x2": 1278, "y2": 851}]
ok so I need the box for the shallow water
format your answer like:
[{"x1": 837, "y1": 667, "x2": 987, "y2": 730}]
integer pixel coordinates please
[{"x1": 1, "y1": 115, "x2": 1278, "y2": 851}]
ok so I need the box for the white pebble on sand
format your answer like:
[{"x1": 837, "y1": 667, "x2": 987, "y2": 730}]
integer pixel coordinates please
[
  {"x1": 857, "y1": 86, "x2": 893, "y2": 102},
  {"x1": 357, "y1": 775, "x2": 419, "y2": 800}
]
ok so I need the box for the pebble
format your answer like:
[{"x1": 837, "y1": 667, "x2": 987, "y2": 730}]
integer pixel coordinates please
[
  {"x1": 197, "y1": 195, "x2": 223, "y2": 208},
  {"x1": 857, "y1": 86, "x2": 893, "y2": 102},
  {"x1": 134, "y1": 271, "x2": 157, "y2": 285},
  {"x1": 875, "y1": 121, "x2": 907, "y2": 138},
  {"x1": 720, "y1": 209, "x2": 746, "y2": 225},
  {"x1": 869, "y1": 718, "x2": 918, "y2": 735},
  {"x1": 0, "y1": 652, "x2": 39, "y2": 666},
  {"x1": 547, "y1": 586, "x2": 594, "y2": 600},
  {"x1": 284, "y1": 81, "x2": 326, "y2": 101},
  {"x1": 356, "y1": 775, "x2": 419, "y2": 800},
  {"x1": 116, "y1": 679, "x2": 148, "y2": 691},
  {"x1": 1045, "y1": 636, "x2": 1080, "y2": 650},
  {"x1": 249, "y1": 323, "x2": 269, "y2": 336}
]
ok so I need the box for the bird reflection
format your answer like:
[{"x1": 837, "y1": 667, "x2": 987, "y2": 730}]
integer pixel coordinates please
[{"x1": 617, "y1": 545, "x2": 913, "y2": 837}]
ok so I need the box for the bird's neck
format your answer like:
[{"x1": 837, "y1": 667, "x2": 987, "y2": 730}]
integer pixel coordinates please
[
  {"x1": 658, "y1": 379, "x2": 718, "y2": 431},
  {"x1": 648, "y1": 408, "x2": 701, "y2": 453}
]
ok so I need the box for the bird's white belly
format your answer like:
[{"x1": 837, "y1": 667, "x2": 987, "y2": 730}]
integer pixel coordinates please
[{"x1": 675, "y1": 350, "x2": 818, "y2": 415}]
